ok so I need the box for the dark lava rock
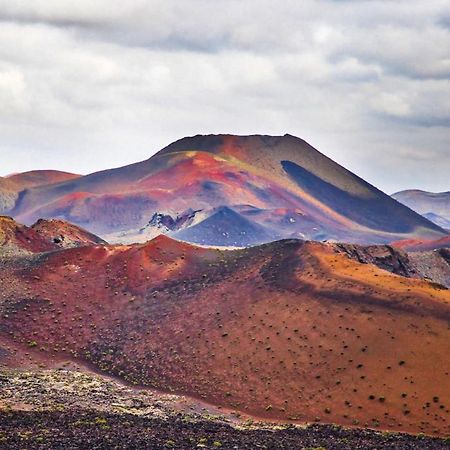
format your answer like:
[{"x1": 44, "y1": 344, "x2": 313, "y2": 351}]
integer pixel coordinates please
[{"x1": 1, "y1": 410, "x2": 449, "y2": 450}]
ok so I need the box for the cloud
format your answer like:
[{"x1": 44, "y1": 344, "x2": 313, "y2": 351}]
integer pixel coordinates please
[{"x1": 0, "y1": 0, "x2": 448, "y2": 193}]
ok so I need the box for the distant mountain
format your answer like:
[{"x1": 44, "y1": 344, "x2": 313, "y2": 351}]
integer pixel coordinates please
[
  {"x1": 0, "y1": 170, "x2": 81, "y2": 214},
  {"x1": 392, "y1": 190, "x2": 450, "y2": 229},
  {"x1": 6, "y1": 170, "x2": 80, "y2": 190},
  {"x1": 6, "y1": 134, "x2": 446, "y2": 245}
]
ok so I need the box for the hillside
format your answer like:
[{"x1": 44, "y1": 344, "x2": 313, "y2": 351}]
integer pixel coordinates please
[
  {"x1": 31, "y1": 218, "x2": 107, "y2": 248},
  {"x1": 0, "y1": 170, "x2": 81, "y2": 215},
  {"x1": 6, "y1": 170, "x2": 81, "y2": 190},
  {"x1": 0, "y1": 177, "x2": 20, "y2": 213},
  {"x1": 0, "y1": 216, "x2": 105, "y2": 255},
  {"x1": 1, "y1": 232, "x2": 449, "y2": 437},
  {"x1": 0, "y1": 216, "x2": 56, "y2": 254},
  {"x1": 392, "y1": 236, "x2": 450, "y2": 252},
  {"x1": 9, "y1": 134, "x2": 446, "y2": 244}
]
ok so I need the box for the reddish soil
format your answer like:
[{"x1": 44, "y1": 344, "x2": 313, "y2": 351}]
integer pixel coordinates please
[
  {"x1": 1, "y1": 234, "x2": 449, "y2": 437},
  {"x1": 392, "y1": 236, "x2": 450, "y2": 252}
]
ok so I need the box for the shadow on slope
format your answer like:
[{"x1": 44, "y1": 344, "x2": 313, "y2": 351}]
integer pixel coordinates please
[{"x1": 282, "y1": 161, "x2": 445, "y2": 235}]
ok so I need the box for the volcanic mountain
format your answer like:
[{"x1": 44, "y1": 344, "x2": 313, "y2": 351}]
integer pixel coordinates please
[
  {"x1": 1, "y1": 221, "x2": 449, "y2": 437},
  {"x1": 393, "y1": 190, "x2": 450, "y2": 230},
  {"x1": 6, "y1": 134, "x2": 446, "y2": 245}
]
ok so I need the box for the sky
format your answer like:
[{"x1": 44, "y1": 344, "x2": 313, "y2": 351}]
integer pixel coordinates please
[{"x1": 0, "y1": 0, "x2": 449, "y2": 194}]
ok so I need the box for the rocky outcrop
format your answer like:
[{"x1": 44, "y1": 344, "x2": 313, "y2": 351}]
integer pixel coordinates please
[
  {"x1": 334, "y1": 242, "x2": 450, "y2": 288},
  {"x1": 144, "y1": 208, "x2": 201, "y2": 233},
  {"x1": 334, "y1": 243, "x2": 418, "y2": 277}
]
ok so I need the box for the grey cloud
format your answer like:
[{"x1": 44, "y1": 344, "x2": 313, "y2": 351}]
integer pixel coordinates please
[{"x1": 0, "y1": 0, "x2": 448, "y2": 193}]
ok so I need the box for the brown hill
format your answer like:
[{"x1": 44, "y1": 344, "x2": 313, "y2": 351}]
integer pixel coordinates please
[
  {"x1": 0, "y1": 234, "x2": 449, "y2": 436},
  {"x1": 6, "y1": 170, "x2": 81, "y2": 190},
  {"x1": 10, "y1": 134, "x2": 445, "y2": 244},
  {"x1": 0, "y1": 170, "x2": 81, "y2": 216}
]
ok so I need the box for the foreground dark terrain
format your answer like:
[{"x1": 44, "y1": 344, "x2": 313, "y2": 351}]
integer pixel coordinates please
[{"x1": 3, "y1": 410, "x2": 450, "y2": 450}]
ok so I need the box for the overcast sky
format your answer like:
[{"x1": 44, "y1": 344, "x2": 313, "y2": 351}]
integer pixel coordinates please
[{"x1": 0, "y1": 0, "x2": 449, "y2": 194}]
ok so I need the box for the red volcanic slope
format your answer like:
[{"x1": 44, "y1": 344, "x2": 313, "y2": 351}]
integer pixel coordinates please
[
  {"x1": 10, "y1": 134, "x2": 445, "y2": 243},
  {"x1": 6, "y1": 170, "x2": 81, "y2": 190},
  {"x1": 13, "y1": 151, "x2": 338, "y2": 234},
  {"x1": 392, "y1": 236, "x2": 450, "y2": 252},
  {"x1": 1, "y1": 234, "x2": 449, "y2": 436}
]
